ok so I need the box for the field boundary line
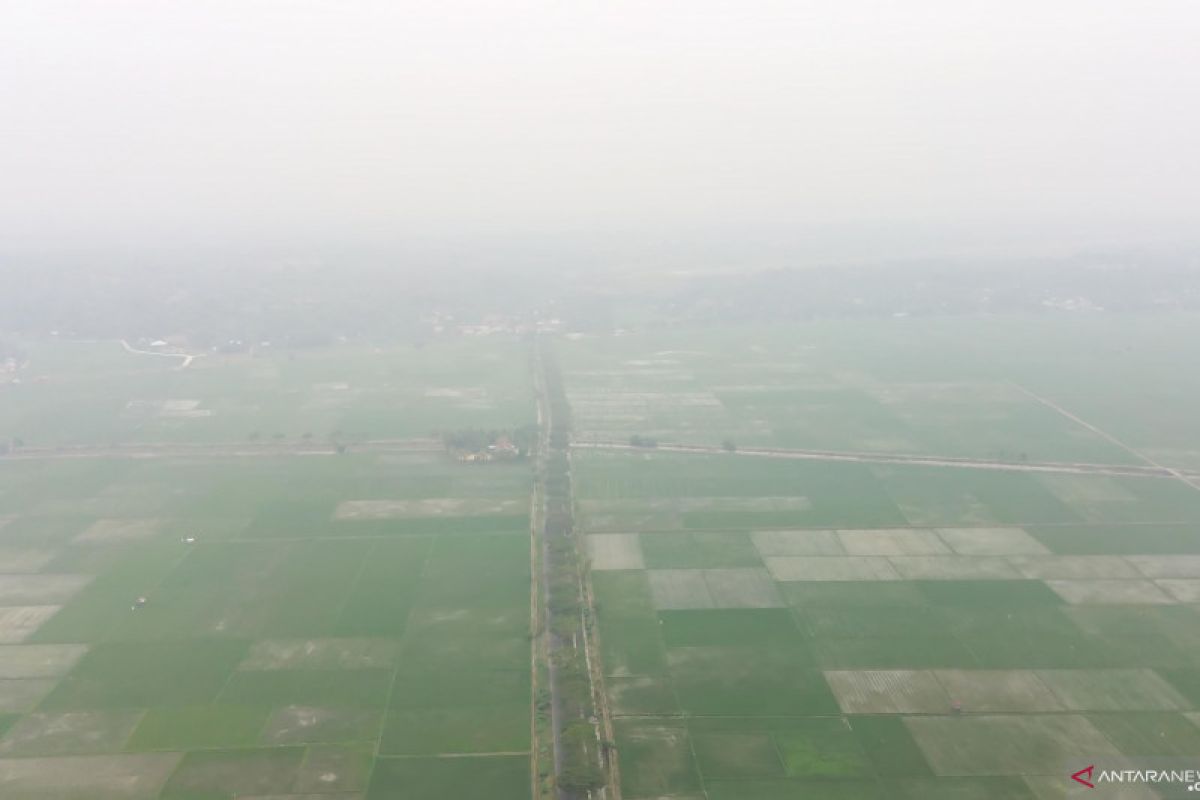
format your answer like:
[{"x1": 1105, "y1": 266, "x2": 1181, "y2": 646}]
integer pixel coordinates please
[
  {"x1": 571, "y1": 440, "x2": 1183, "y2": 479},
  {"x1": 375, "y1": 751, "x2": 532, "y2": 759},
  {"x1": 120, "y1": 339, "x2": 203, "y2": 370},
  {"x1": 529, "y1": 475, "x2": 544, "y2": 800},
  {"x1": 327, "y1": 538, "x2": 386, "y2": 638},
  {"x1": 1012, "y1": 382, "x2": 1200, "y2": 493},
  {"x1": 575, "y1": 477, "x2": 621, "y2": 800},
  {"x1": 361, "y1": 533, "x2": 439, "y2": 791}
]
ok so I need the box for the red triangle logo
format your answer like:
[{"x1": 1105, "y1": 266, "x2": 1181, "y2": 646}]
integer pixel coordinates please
[{"x1": 1071, "y1": 764, "x2": 1095, "y2": 788}]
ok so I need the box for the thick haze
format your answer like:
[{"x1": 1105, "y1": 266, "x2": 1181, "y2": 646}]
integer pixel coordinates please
[{"x1": 3, "y1": 1, "x2": 1199, "y2": 261}]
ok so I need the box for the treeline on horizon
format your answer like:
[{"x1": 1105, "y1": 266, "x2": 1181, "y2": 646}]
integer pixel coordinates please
[{"x1": 2, "y1": 252, "x2": 1199, "y2": 345}]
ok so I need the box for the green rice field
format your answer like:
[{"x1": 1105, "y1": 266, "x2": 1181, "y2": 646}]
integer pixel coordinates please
[
  {"x1": 0, "y1": 337, "x2": 536, "y2": 799},
  {"x1": 566, "y1": 314, "x2": 1200, "y2": 799},
  {"x1": 4, "y1": 314, "x2": 1200, "y2": 799}
]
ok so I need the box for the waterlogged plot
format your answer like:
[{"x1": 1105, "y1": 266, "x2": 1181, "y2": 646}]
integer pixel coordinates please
[
  {"x1": 1125, "y1": 555, "x2": 1200, "y2": 579},
  {"x1": 334, "y1": 498, "x2": 525, "y2": 519},
  {"x1": 0, "y1": 710, "x2": 143, "y2": 756},
  {"x1": 935, "y1": 527, "x2": 1049, "y2": 556},
  {"x1": 931, "y1": 670, "x2": 1063, "y2": 713},
  {"x1": 701, "y1": 569, "x2": 783, "y2": 609},
  {"x1": 238, "y1": 638, "x2": 400, "y2": 671},
  {"x1": 0, "y1": 548, "x2": 57, "y2": 573},
  {"x1": 752, "y1": 529, "x2": 846, "y2": 556},
  {"x1": 648, "y1": 570, "x2": 714, "y2": 610},
  {"x1": 74, "y1": 519, "x2": 161, "y2": 543},
  {"x1": 1006, "y1": 555, "x2": 1140, "y2": 580},
  {"x1": 1034, "y1": 669, "x2": 1190, "y2": 711},
  {"x1": 0, "y1": 753, "x2": 182, "y2": 798},
  {"x1": 0, "y1": 645, "x2": 88, "y2": 678},
  {"x1": 837, "y1": 529, "x2": 949, "y2": 556},
  {"x1": 907, "y1": 714, "x2": 1123, "y2": 776},
  {"x1": 1158, "y1": 580, "x2": 1200, "y2": 602},
  {"x1": 764, "y1": 556, "x2": 900, "y2": 582},
  {"x1": 647, "y1": 569, "x2": 782, "y2": 609},
  {"x1": 0, "y1": 574, "x2": 91, "y2": 605},
  {"x1": 587, "y1": 533, "x2": 645, "y2": 570},
  {"x1": 888, "y1": 557, "x2": 1022, "y2": 581},
  {"x1": 826, "y1": 670, "x2": 952, "y2": 714},
  {"x1": 1046, "y1": 579, "x2": 1175, "y2": 605},
  {"x1": 0, "y1": 679, "x2": 56, "y2": 713},
  {"x1": 261, "y1": 705, "x2": 382, "y2": 745},
  {"x1": 1091, "y1": 713, "x2": 1200, "y2": 758},
  {"x1": 0, "y1": 606, "x2": 63, "y2": 644}
]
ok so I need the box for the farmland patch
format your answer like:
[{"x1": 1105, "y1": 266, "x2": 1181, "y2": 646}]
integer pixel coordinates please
[
  {"x1": 1007, "y1": 555, "x2": 1139, "y2": 580},
  {"x1": 0, "y1": 548, "x2": 57, "y2": 573},
  {"x1": 764, "y1": 556, "x2": 900, "y2": 582},
  {"x1": 1035, "y1": 669, "x2": 1190, "y2": 711},
  {"x1": 905, "y1": 714, "x2": 1120, "y2": 775},
  {"x1": 0, "y1": 606, "x2": 62, "y2": 643},
  {"x1": 935, "y1": 527, "x2": 1048, "y2": 556},
  {"x1": 239, "y1": 638, "x2": 399, "y2": 671},
  {"x1": 334, "y1": 498, "x2": 524, "y2": 519},
  {"x1": 75, "y1": 519, "x2": 161, "y2": 544},
  {"x1": 825, "y1": 670, "x2": 952, "y2": 714},
  {"x1": 1046, "y1": 580, "x2": 1174, "y2": 605},
  {"x1": 0, "y1": 710, "x2": 143, "y2": 756},
  {"x1": 838, "y1": 529, "x2": 949, "y2": 556},
  {"x1": 888, "y1": 557, "x2": 1022, "y2": 581},
  {"x1": 931, "y1": 670, "x2": 1063, "y2": 713},
  {"x1": 1157, "y1": 580, "x2": 1200, "y2": 602},
  {"x1": 261, "y1": 705, "x2": 382, "y2": 745},
  {"x1": 0, "y1": 752, "x2": 181, "y2": 799},
  {"x1": 702, "y1": 568, "x2": 783, "y2": 608},
  {"x1": 0, "y1": 644, "x2": 87, "y2": 678},
  {"x1": 586, "y1": 533, "x2": 644, "y2": 570},
  {"x1": 751, "y1": 530, "x2": 845, "y2": 557},
  {"x1": 648, "y1": 570, "x2": 713, "y2": 610},
  {"x1": 0, "y1": 574, "x2": 91, "y2": 605}
]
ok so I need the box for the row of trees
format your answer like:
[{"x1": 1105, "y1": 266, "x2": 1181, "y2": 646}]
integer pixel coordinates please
[
  {"x1": 539, "y1": 348, "x2": 606, "y2": 795},
  {"x1": 630, "y1": 434, "x2": 739, "y2": 451},
  {"x1": 440, "y1": 424, "x2": 538, "y2": 457}
]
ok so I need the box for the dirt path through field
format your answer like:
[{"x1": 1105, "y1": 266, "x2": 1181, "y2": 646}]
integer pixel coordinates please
[{"x1": 572, "y1": 440, "x2": 1194, "y2": 481}]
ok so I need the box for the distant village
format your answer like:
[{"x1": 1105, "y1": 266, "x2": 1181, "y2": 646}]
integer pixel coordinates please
[{"x1": 441, "y1": 427, "x2": 537, "y2": 463}]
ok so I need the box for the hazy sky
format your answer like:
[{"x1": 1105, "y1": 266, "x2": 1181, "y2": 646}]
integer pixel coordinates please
[{"x1": 3, "y1": 1, "x2": 1199, "y2": 257}]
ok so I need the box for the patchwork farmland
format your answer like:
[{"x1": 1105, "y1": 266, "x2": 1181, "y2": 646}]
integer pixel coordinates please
[
  {"x1": 566, "y1": 315, "x2": 1200, "y2": 800},
  {"x1": 0, "y1": 339, "x2": 537, "y2": 800},
  {"x1": 3, "y1": 314, "x2": 1200, "y2": 799}
]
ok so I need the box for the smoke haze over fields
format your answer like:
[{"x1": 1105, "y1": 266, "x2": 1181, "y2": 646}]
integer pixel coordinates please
[{"x1": 3, "y1": 1, "x2": 1199, "y2": 263}]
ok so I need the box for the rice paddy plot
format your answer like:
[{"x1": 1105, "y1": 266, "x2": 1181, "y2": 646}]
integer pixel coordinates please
[{"x1": 0, "y1": 346, "x2": 536, "y2": 799}]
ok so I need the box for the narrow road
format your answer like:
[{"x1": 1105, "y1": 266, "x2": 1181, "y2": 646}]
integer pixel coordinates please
[
  {"x1": 571, "y1": 440, "x2": 1191, "y2": 479},
  {"x1": 1012, "y1": 382, "x2": 1200, "y2": 494},
  {"x1": 1, "y1": 438, "x2": 443, "y2": 461},
  {"x1": 532, "y1": 346, "x2": 575, "y2": 800},
  {"x1": 120, "y1": 339, "x2": 203, "y2": 369}
]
